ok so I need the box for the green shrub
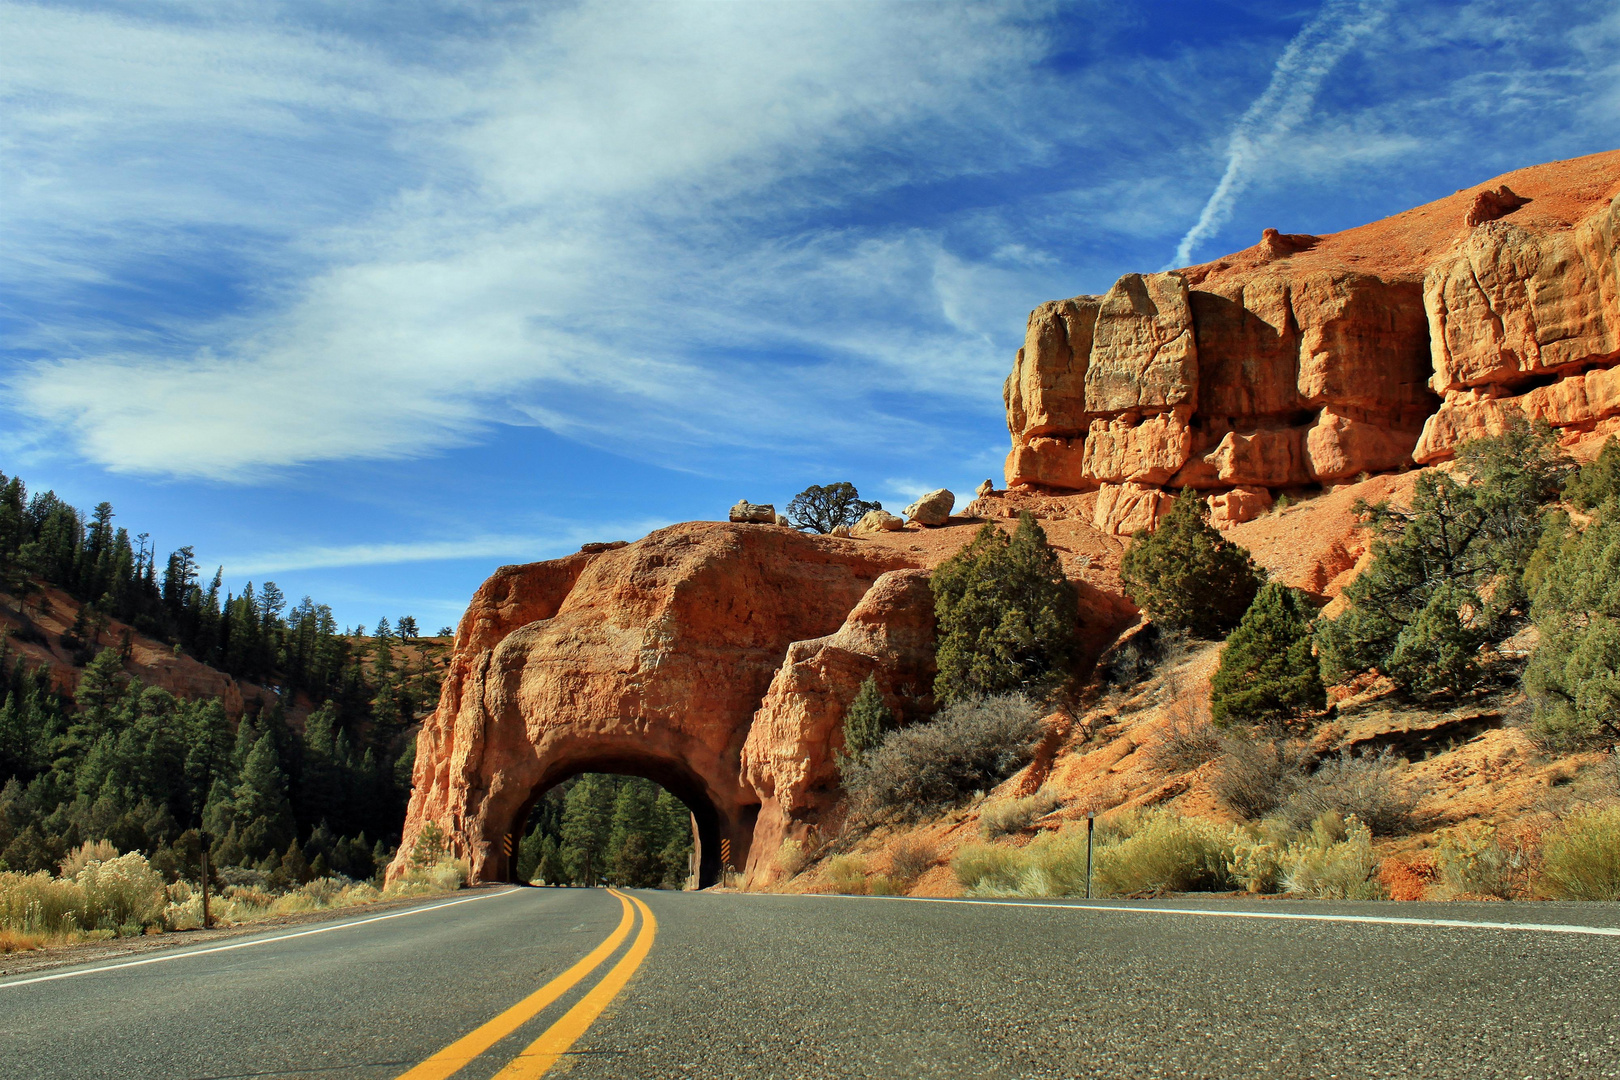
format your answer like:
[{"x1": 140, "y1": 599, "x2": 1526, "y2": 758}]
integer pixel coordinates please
[
  {"x1": 1209, "y1": 583, "x2": 1325, "y2": 728},
  {"x1": 836, "y1": 675, "x2": 893, "y2": 772},
  {"x1": 1282, "y1": 748, "x2": 1416, "y2": 836},
  {"x1": 842, "y1": 694, "x2": 1043, "y2": 820},
  {"x1": 979, "y1": 791, "x2": 1060, "y2": 838},
  {"x1": 58, "y1": 839, "x2": 119, "y2": 880},
  {"x1": 825, "y1": 854, "x2": 868, "y2": 895},
  {"x1": 931, "y1": 513, "x2": 1079, "y2": 703},
  {"x1": 1278, "y1": 813, "x2": 1385, "y2": 899},
  {"x1": 787, "y1": 482, "x2": 881, "y2": 534},
  {"x1": 1227, "y1": 826, "x2": 1289, "y2": 894},
  {"x1": 1538, "y1": 806, "x2": 1620, "y2": 900},
  {"x1": 0, "y1": 851, "x2": 166, "y2": 937},
  {"x1": 951, "y1": 843, "x2": 1025, "y2": 893},
  {"x1": 1120, "y1": 490, "x2": 1262, "y2": 639},
  {"x1": 1318, "y1": 420, "x2": 1569, "y2": 694},
  {"x1": 0, "y1": 871, "x2": 85, "y2": 935},
  {"x1": 1383, "y1": 582, "x2": 1489, "y2": 696},
  {"x1": 1435, "y1": 824, "x2": 1530, "y2": 900},
  {"x1": 391, "y1": 858, "x2": 469, "y2": 894},
  {"x1": 162, "y1": 881, "x2": 206, "y2": 931},
  {"x1": 1092, "y1": 810, "x2": 1234, "y2": 896},
  {"x1": 955, "y1": 811, "x2": 1393, "y2": 900},
  {"x1": 74, "y1": 852, "x2": 167, "y2": 931},
  {"x1": 1018, "y1": 831, "x2": 1094, "y2": 897},
  {"x1": 1561, "y1": 436, "x2": 1620, "y2": 510},
  {"x1": 774, "y1": 839, "x2": 809, "y2": 879},
  {"x1": 1524, "y1": 507, "x2": 1620, "y2": 750},
  {"x1": 867, "y1": 874, "x2": 904, "y2": 896}
]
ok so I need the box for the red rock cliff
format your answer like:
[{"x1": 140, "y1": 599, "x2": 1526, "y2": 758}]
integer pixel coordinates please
[
  {"x1": 391, "y1": 523, "x2": 918, "y2": 887},
  {"x1": 1005, "y1": 150, "x2": 1620, "y2": 532}
]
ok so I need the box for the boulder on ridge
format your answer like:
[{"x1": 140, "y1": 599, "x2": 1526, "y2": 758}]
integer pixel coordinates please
[{"x1": 903, "y1": 489, "x2": 955, "y2": 526}]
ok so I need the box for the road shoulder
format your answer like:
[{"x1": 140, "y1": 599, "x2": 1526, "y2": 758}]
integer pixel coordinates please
[{"x1": 0, "y1": 883, "x2": 515, "y2": 980}]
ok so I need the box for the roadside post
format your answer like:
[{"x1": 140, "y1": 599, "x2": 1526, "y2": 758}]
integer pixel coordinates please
[
  {"x1": 200, "y1": 830, "x2": 212, "y2": 930},
  {"x1": 1085, "y1": 812, "x2": 1095, "y2": 900}
]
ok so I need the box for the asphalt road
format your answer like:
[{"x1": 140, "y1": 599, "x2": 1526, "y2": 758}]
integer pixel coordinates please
[{"x1": 2, "y1": 888, "x2": 1617, "y2": 1079}]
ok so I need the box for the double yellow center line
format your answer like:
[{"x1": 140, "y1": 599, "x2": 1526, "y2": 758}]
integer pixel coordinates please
[{"x1": 396, "y1": 889, "x2": 657, "y2": 1080}]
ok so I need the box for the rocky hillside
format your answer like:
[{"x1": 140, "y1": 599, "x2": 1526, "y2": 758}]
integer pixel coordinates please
[
  {"x1": 1, "y1": 583, "x2": 274, "y2": 720},
  {"x1": 1004, "y1": 149, "x2": 1620, "y2": 533},
  {"x1": 0, "y1": 583, "x2": 448, "y2": 728},
  {"x1": 401, "y1": 150, "x2": 1620, "y2": 898}
]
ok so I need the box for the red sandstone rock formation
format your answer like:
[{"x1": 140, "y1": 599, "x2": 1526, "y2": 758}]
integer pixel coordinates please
[
  {"x1": 392, "y1": 523, "x2": 917, "y2": 887},
  {"x1": 1005, "y1": 149, "x2": 1620, "y2": 532},
  {"x1": 740, "y1": 569, "x2": 937, "y2": 882}
]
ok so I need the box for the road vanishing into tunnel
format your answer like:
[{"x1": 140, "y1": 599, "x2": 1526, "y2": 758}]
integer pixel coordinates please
[{"x1": 2, "y1": 887, "x2": 1618, "y2": 1079}]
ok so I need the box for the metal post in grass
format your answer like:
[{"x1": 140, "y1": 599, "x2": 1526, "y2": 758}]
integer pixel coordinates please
[
  {"x1": 199, "y1": 835, "x2": 212, "y2": 932},
  {"x1": 1085, "y1": 812, "x2": 1095, "y2": 900}
]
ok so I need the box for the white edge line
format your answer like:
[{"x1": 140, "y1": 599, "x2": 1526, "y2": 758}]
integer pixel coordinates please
[
  {"x1": 777, "y1": 893, "x2": 1620, "y2": 938},
  {"x1": 0, "y1": 887, "x2": 523, "y2": 989}
]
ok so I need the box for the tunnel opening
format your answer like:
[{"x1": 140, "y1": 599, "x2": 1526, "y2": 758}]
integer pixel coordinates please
[{"x1": 504, "y1": 756, "x2": 733, "y2": 889}]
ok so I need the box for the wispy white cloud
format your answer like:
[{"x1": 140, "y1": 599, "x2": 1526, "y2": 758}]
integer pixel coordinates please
[
  {"x1": 5, "y1": 0, "x2": 1619, "y2": 490},
  {"x1": 221, "y1": 518, "x2": 666, "y2": 575},
  {"x1": 3, "y1": 1, "x2": 1061, "y2": 480},
  {"x1": 1170, "y1": 0, "x2": 1393, "y2": 267}
]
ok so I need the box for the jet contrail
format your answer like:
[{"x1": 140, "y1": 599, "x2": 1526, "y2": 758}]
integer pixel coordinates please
[{"x1": 1170, "y1": 0, "x2": 1392, "y2": 268}]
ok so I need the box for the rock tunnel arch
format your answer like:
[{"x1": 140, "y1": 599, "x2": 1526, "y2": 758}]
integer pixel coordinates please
[{"x1": 389, "y1": 523, "x2": 931, "y2": 889}]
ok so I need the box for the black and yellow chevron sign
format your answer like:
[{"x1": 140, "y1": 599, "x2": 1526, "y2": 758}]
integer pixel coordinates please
[
  {"x1": 501, "y1": 833, "x2": 513, "y2": 857},
  {"x1": 720, "y1": 838, "x2": 731, "y2": 868}
]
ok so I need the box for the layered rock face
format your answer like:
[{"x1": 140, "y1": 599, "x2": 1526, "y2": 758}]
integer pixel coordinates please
[
  {"x1": 740, "y1": 569, "x2": 937, "y2": 880},
  {"x1": 1005, "y1": 150, "x2": 1620, "y2": 532},
  {"x1": 390, "y1": 523, "x2": 916, "y2": 887}
]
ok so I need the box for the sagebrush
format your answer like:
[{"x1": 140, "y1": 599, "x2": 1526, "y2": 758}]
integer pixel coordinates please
[
  {"x1": 1282, "y1": 748, "x2": 1416, "y2": 836},
  {"x1": 841, "y1": 694, "x2": 1043, "y2": 820}
]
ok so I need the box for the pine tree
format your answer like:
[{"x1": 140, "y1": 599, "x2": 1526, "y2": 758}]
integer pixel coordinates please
[
  {"x1": 931, "y1": 512, "x2": 1080, "y2": 703},
  {"x1": 410, "y1": 821, "x2": 448, "y2": 869},
  {"x1": 1209, "y1": 583, "x2": 1326, "y2": 729},
  {"x1": 1564, "y1": 436, "x2": 1620, "y2": 510},
  {"x1": 1385, "y1": 583, "x2": 1488, "y2": 697},
  {"x1": 372, "y1": 619, "x2": 395, "y2": 681},
  {"x1": 560, "y1": 775, "x2": 613, "y2": 885},
  {"x1": 1119, "y1": 490, "x2": 1262, "y2": 639},
  {"x1": 1524, "y1": 502, "x2": 1620, "y2": 749},
  {"x1": 232, "y1": 732, "x2": 293, "y2": 859},
  {"x1": 652, "y1": 788, "x2": 693, "y2": 887},
  {"x1": 536, "y1": 836, "x2": 566, "y2": 884},
  {"x1": 1318, "y1": 421, "x2": 1569, "y2": 694},
  {"x1": 786, "y1": 483, "x2": 882, "y2": 533},
  {"x1": 607, "y1": 780, "x2": 657, "y2": 872},
  {"x1": 837, "y1": 675, "x2": 892, "y2": 771},
  {"x1": 277, "y1": 839, "x2": 311, "y2": 886},
  {"x1": 610, "y1": 832, "x2": 660, "y2": 887}
]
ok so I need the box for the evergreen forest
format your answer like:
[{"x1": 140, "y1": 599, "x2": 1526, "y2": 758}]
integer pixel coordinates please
[
  {"x1": 0, "y1": 469, "x2": 440, "y2": 884},
  {"x1": 516, "y1": 774, "x2": 695, "y2": 889}
]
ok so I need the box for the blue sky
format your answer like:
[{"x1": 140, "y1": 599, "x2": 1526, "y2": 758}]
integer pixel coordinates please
[{"x1": 3, "y1": 0, "x2": 1618, "y2": 633}]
